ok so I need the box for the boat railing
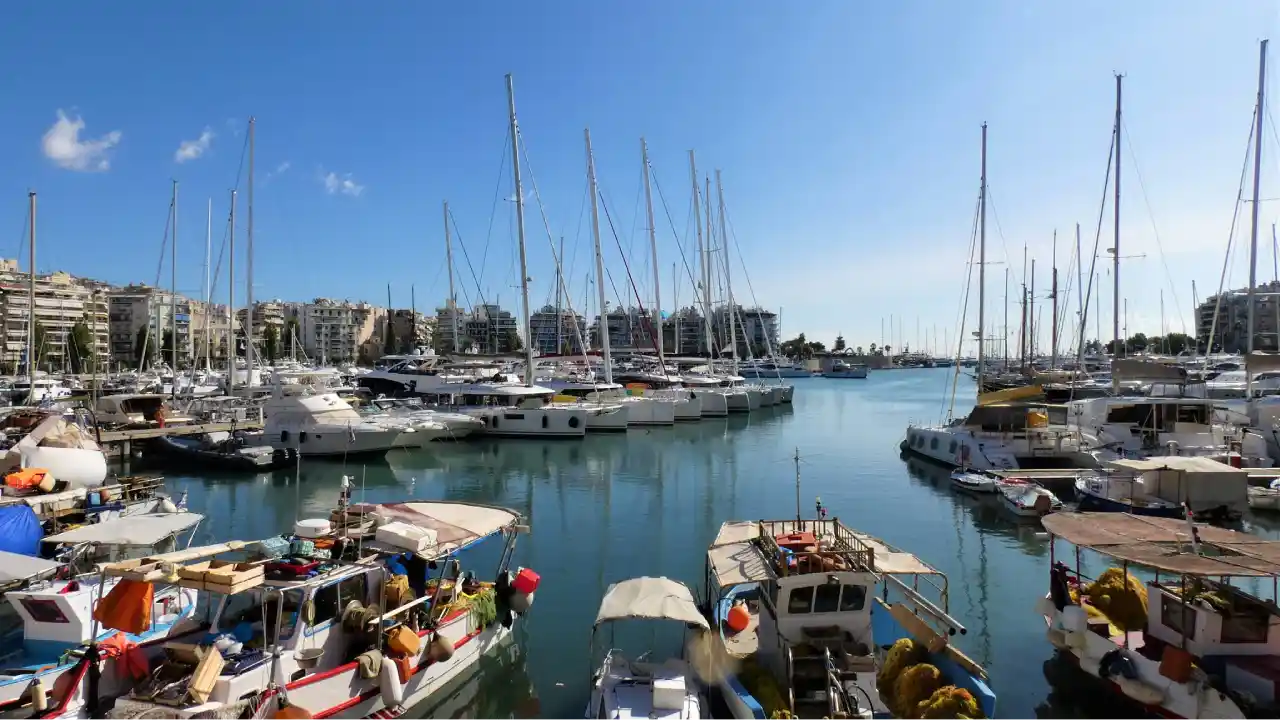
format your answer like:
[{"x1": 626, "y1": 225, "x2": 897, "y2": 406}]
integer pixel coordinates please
[{"x1": 755, "y1": 519, "x2": 876, "y2": 575}]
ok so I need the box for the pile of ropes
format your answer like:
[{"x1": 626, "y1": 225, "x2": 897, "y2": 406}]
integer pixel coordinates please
[{"x1": 876, "y1": 639, "x2": 984, "y2": 719}]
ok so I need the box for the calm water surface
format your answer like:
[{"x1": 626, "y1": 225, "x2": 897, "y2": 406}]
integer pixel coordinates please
[{"x1": 159, "y1": 369, "x2": 1124, "y2": 719}]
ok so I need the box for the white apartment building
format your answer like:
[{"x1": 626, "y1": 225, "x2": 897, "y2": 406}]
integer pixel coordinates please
[
  {"x1": 108, "y1": 285, "x2": 192, "y2": 368},
  {"x1": 0, "y1": 264, "x2": 109, "y2": 373},
  {"x1": 530, "y1": 305, "x2": 586, "y2": 355},
  {"x1": 300, "y1": 299, "x2": 385, "y2": 364}
]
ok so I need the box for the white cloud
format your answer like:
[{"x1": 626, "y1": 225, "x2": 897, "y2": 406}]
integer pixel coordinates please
[
  {"x1": 265, "y1": 161, "x2": 291, "y2": 181},
  {"x1": 41, "y1": 110, "x2": 121, "y2": 172},
  {"x1": 322, "y1": 171, "x2": 364, "y2": 197},
  {"x1": 174, "y1": 127, "x2": 214, "y2": 163}
]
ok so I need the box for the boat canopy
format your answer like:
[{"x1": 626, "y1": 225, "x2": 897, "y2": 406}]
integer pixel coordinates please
[
  {"x1": 593, "y1": 577, "x2": 709, "y2": 629},
  {"x1": 976, "y1": 385, "x2": 1043, "y2": 407},
  {"x1": 706, "y1": 520, "x2": 939, "y2": 590},
  {"x1": 0, "y1": 550, "x2": 60, "y2": 586},
  {"x1": 1043, "y1": 512, "x2": 1280, "y2": 577},
  {"x1": 1111, "y1": 358, "x2": 1187, "y2": 383},
  {"x1": 42, "y1": 512, "x2": 204, "y2": 547},
  {"x1": 352, "y1": 501, "x2": 523, "y2": 556}
]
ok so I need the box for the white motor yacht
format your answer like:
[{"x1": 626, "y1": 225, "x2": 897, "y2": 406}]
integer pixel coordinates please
[
  {"x1": 257, "y1": 390, "x2": 418, "y2": 457},
  {"x1": 424, "y1": 383, "x2": 590, "y2": 438}
]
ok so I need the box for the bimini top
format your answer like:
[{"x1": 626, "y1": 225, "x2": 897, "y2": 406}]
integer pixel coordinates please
[
  {"x1": 1043, "y1": 512, "x2": 1280, "y2": 577},
  {"x1": 0, "y1": 550, "x2": 60, "y2": 587},
  {"x1": 353, "y1": 501, "x2": 523, "y2": 556},
  {"x1": 42, "y1": 512, "x2": 204, "y2": 547},
  {"x1": 594, "y1": 576, "x2": 709, "y2": 629},
  {"x1": 706, "y1": 520, "x2": 938, "y2": 589}
]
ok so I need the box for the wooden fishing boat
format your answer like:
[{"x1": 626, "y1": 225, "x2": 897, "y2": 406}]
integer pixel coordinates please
[{"x1": 1040, "y1": 512, "x2": 1280, "y2": 718}]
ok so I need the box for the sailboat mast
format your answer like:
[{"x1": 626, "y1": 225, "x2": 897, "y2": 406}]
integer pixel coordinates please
[
  {"x1": 1051, "y1": 229, "x2": 1058, "y2": 370},
  {"x1": 26, "y1": 191, "x2": 35, "y2": 401},
  {"x1": 585, "y1": 128, "x2": 613, "y2": 384},
  {"x1": 1029, "y1": 259, "x2": 1036, "y2": 364},
  {"x1": 505, "y1": 75, "x2": 535, "y2": 386},
  {"x1": 716, "y1": 170, "x2": 737, "y2": 372},
  {"x1": 1112, "y1": 74, "x2": 1122, "y2": 384},
  {"x1": 1003, "y1": 267, "x2": 1009, "y2": 370},
  {"x1": 246, "y1": 117, "x2": 256, "y2": 379},
  {"x1": 1247, "y1": 40, "x2": 1268, "y2": 402},
  {"x1": 443, "y1": 201, "x2": 459, "y2": 355},
  {"x1": 642, "y1": 138, "x2": 663, "y2": 363},
  {"x1": 690, "y1": 151, "x2": 712, "y2": 357},
  {"x1": 228, "y1": 189, "x2": 236, "y2": 395},
  {"x1": 204, "y1": 198, "x2": 212, "y2": 372},
  {"x1": 977, "y1": 123, "x2": 987, "y2": 391},
  {"x1": 555, "y1": 235, "x2": 563, "y2": 355},
  {"x1": 706, "y1": 177, "x2": 714, "y2": 352},
  {"x1": 170, "y1": 179, "x2": 178, "y2": 396},
  {"x1": 1075, "y1": 223, "x2": 1086, "y2": 367}
]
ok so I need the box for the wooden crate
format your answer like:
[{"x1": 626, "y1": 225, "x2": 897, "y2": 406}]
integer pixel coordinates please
[
  {"x1": 203, "y1": 560, "x2": 264, "y2": 595},
  {"x1": 176, "y1": 561, "x2": 212, "y2": 591}
]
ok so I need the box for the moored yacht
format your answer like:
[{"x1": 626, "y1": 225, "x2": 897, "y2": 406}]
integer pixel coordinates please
[
  {"x1": 256, "y1": 390, "x2": 419, "y2": 457},
  {"x1": 423, "y1": 383, "x2": 589, "y2": 438},
  {"x1": 903, "y1": 402, "x2": 1091, "y2": 471}
]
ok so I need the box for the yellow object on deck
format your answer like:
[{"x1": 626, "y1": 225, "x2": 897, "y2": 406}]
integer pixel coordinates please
[
  {"x1": 975, "y1": 384, "x2": 1042, "y2": 407},
  {"x1": 1026, "y1": 409, "x2": 1049, "y2": 428},
  {"x1": 553, "y1": 395, "x2": 579, "y2": 404}
]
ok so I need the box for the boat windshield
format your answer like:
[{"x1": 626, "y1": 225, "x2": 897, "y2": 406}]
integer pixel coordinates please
[{"x1": 216, "y1": 588, "x2": 306, "y2": 643}]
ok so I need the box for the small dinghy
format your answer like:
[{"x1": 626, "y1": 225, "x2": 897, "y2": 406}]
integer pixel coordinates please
[
  {"x1": 1249, "y1": 479, "x2": 1280, "y2": 511},
  {"x1": 997, "y1": 478, "x2": 1062, "y2": 518},
  {"x1": 586, "y1": 577, "x2": 710, "y2": 719},
  {"x1": 153, "y1": 431, "x2": 298, "y2": 472},
  {"x1": 950, "y1": 469, "x2": 999, "y2": 493}
]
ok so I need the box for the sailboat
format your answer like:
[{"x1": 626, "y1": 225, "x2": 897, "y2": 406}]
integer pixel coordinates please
[{"x1": 902, "y1": 125, "x2": 1087, "y2": 471}]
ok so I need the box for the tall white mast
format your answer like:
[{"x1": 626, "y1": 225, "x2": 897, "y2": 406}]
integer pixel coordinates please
[
  {"x1": 443, "y1": 200, "x2": 459, "y2": 354},
  {"x1": 204, "y1": 197, "x2": 212, "y2": 372},
  {"x1": 170, "y1": 179, "x2": 179, "y2": 395},
  {"x1": 716, "y1": 170, "x2": 738, "y2": 372},
  {"x1": 642, "y1": 138, "x2": 663, "y2": 364},
  {"x1": 977, "y1": 123, "x2": 987, "y2": 393},
  {"x1": 26, "y1": 191, "x2": 35, "y2": 402},
  {"x1": 1112, "y1": 75, "x2": 1122, "y2": 390},
  {"x1": 1247, "y1": 39, "x2": 1268, "y2": 400},
  {"x1": 246, "y1": 117, "x2": 256, "y2": 380},
  {"x1": 689, "y1": 151, "x2": 712, "y2": 357},
  {"x1": 228, "y1": 189, "x2": 236, "y2": 395},
  {"x1": 705, "y1": 177, "x2": 714, "y2": 354},
  {"x1": 586, "y1": 128, "x2": 613, "y2": 384},
  {"x1": 505, "y1": 74, "x2": 535, "y2": 386}
]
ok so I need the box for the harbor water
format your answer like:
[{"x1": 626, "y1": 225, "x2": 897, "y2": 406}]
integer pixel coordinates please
[{"x1": 162, "y1": 368, "x2": 1122, "y2": 718}]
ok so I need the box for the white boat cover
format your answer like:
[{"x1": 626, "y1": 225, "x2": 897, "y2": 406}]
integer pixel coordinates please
[
  {"x1": 42, "y1": 512, "x2": 203, "y2": 546},
  {"x1": 594, "y1": 577, "x2": 709, "y2": 629},
  {"x1": 357, "y1": 501, "x2": 521, "y2": 556},
  {"x1": 0, "y1": 550, "x2": 60, "y2": 585}
]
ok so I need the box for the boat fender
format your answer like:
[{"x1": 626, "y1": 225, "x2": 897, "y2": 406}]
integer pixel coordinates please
[
  {"x1": 509, "y1": 591, "x2": 534, "y2": 614},
  {"x1": 160, "y1": 497, "x2": 179, "y2": 514},
  {"x1": 428, "y1": 633, "x2": 454, "y2": 662},
  {"x1": 29, "y1": 678, "x2": 46, "y2": 712},
  {"x1": 378, "y1": 656, "x2": 405, "y2": 706},
  {"x1": 1099, "y1": 649, "x2": 1140, "y2": 681}
]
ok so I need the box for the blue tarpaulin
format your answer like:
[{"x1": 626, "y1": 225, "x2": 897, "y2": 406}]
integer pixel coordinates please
[{"x1": 0, "y1": 505, "x2": 42, "y2": 556}]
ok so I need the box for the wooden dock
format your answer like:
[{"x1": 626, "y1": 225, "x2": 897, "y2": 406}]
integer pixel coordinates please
[{"x1": 97, "y1": 422, "x2": 264, "y2": 460}]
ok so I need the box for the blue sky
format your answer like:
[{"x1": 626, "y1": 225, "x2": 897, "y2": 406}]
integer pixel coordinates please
[{"x1": 2, "y1": 2, "x2": 1278, "y2": 354}]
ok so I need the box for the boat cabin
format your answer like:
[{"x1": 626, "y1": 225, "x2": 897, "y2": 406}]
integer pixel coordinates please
[{"x1": 95, "y1": 394, "x2": 192, "y2": 428}]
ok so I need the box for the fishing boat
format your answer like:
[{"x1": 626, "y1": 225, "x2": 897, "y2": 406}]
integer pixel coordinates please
[
  {"x1": 949, "y1": 469, "x2": 999, "y2": 494},
  {"x1": 700, "y1": 456, "x2": 995, "y2": 720},
  {"x1": 586, "y1": 577, "x2": 710, "y2": 719},
  {"x1": 0, "y1": 512, "x2": 205, "y2": 716},
  {"x1": 995, "y1": 478, "x2": 1062, "y2": 518},
  {"x1": 1040, "y1": 512, "x2": 1280, "y2": 718},
  {"x1": 152, "y1": 432, "x2": 298, "y2": 473},
  {"x1": 68, "y1": 497, "x2": 536, "y2": 719}
]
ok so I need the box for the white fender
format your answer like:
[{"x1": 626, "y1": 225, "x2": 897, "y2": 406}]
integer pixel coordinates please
[
  {"x1": 1116, "y1": 675, "x2": 1164, "y2": 706},
  {"x1": 379, "y1": 656, "x2": 404, "y2": 707}
]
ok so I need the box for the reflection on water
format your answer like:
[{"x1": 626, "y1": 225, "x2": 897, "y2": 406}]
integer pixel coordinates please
[
  {"x1": 158, "y1": 373, "x2": 1148, "y2": 718},
  {"x1": 407, "y1": 631, "x2": 540, "y2": 719}
]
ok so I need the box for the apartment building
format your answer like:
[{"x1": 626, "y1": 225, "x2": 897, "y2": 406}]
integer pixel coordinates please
[
  {"x1": 300, "y1": 298, "x2": 385, "y2": 363},
  {"x1": 589, "y1": 307, "x2": 659, "y2": 351},
  {"x1": 0, "y1": 263, "x2": 109, "y2": 372},
  {"x1": 188, "y1": 300, "x2": 233, "y2": 365},
  {"x1": 389, "y1": 310, "x2": 433, "y2": 353},
  {"x1": 108, "y1": 285, "x2": 193, "y2": 368},
  {"x1": 1196, "y1": 281, "x2": 1280, "y2": 353},
  {"x1": 529, "y1": 305, "x2": 587, "y2": 355}
]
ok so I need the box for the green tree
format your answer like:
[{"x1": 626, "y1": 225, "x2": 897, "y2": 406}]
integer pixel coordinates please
[
  {"x1": 68, "y1": 319, "x2": 94, "y2": 374},
  {"x1": 28, "y1": 321, "x2": 48, "y2": 373},
  {"x1": 869, "y1": 343, "x2": 878, "y2": 356},
  {"x1": 263, "y1": 324, "x2": 279, "y2": 364},
  {"x1": 779, "y1": 333, "x2": 807, "y2": 359},
  {"x1": 283, "y1": 318, "x2": 300, "y2": 359},
  {"x1": 502, "y1": 328, "x2": 523, "y2": 353},
  {"x1": 856, "y1": 346, "x2": 864, "y2": 356},
  {"x1": 833, "y1": 335, "x2": 846, "y2": 352},
  {"x1": 806, "y1": 340, "x2": 826, "y2": 355}
]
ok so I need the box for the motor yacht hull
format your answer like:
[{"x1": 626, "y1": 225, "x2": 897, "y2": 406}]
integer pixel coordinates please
[{"x1": 690, "y1": 390, "x2": 729, "y2": 417}]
